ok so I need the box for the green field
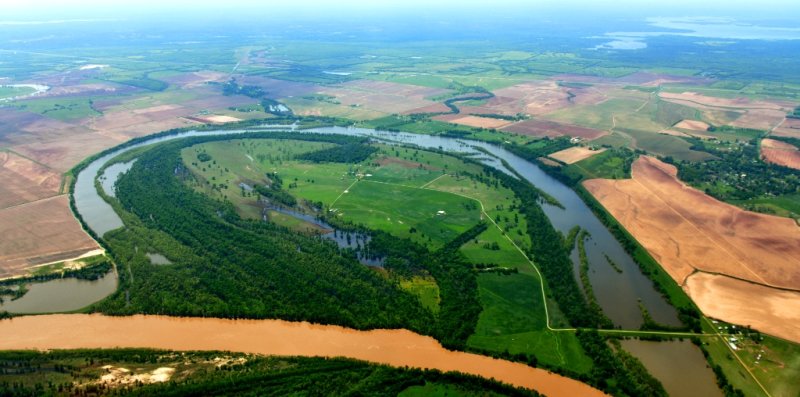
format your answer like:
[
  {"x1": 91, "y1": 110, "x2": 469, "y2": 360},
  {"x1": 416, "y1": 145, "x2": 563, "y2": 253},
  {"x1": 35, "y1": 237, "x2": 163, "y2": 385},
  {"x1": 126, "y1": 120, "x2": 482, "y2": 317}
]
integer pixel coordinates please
[
  {"x1": 400, "y1": 277, "x2": 441, "y2": 314},
  {"x1": 13, "y1": 96, "x2": 102, "y2": 120},
  {"x1": 0, "y1": 85, "x2": 35, "y2": 100},
  {"x1": 467, "y1": 273, "x2": 593, "y2": 373},
  {"x1": 182, "y1": 140, "x2": 505, "y2": 248}
]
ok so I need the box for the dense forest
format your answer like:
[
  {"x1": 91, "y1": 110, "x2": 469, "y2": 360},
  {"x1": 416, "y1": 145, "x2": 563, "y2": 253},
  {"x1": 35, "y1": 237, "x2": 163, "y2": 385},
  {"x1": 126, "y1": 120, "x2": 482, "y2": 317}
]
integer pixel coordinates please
[
  {"x1": 295, "y1": 142, "x2": 378, "y2": 163},
  {"x1": 323, "y1": 219, "x2": 486, "y2": 350},
  {"x1": 0, "y1": 350, "x2": 537, "y2": 397}
]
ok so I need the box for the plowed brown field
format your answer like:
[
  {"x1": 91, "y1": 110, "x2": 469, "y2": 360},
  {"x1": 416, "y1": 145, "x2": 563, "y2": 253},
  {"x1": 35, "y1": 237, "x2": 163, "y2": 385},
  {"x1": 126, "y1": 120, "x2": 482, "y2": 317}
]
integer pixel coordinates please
[
  {"x1": 584, "y1": 156, "x2": 800, "y2": 339},
  {"x1": 0, "y1": 195, "x2": 98, "y2": 278},
  {"x1": 685, "y1": 273, "x2": 800, "y2": 343},
  {"x1": 548, "y1": 146, "x2": 606, "y2": 164},
  {"x1": 584, "y1": 156, "x2": 800, "y2": 289},
  {"x1": 0, "y1": 151, "x2": 61, "y2": 209},
  {"x1": 761, "y1": 138, "x2": 800, "y2": 170}
]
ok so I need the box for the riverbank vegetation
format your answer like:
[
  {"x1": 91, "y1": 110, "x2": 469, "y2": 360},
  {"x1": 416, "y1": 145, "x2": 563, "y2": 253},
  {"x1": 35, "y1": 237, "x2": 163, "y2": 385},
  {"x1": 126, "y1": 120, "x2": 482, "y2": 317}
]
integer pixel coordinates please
[{"x1": 0, "y1": 349, "x2": 538, "y2": 397}]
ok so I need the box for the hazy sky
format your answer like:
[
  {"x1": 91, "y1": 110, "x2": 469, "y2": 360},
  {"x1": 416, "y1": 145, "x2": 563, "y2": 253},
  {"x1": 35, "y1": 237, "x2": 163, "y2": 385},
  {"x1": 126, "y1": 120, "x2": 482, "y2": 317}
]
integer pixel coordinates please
[{"x1": 3, "y1": 0, "x2": 799, "y2": 19}]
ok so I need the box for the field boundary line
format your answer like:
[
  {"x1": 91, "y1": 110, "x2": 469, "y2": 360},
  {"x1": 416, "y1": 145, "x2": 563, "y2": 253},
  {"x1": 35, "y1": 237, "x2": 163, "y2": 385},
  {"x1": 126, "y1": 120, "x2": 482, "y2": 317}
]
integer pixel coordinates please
[
  {"x1": 329, "y1": 178, "x2": 359, "y2": 207},
  {"x1": 628, "y1": 168, "x2": 772, "y2": 287}
]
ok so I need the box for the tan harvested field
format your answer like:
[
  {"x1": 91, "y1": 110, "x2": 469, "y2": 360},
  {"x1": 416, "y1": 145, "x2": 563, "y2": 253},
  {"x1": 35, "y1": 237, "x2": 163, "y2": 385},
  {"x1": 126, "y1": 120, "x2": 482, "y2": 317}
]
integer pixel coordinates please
[
  {"x1": 659, "y1": 91, "x2": 793, "y2": 130},
  {"x1": 685, "y1": 273, "x2": 800, "y2": 343},
  {"x1": 730, "y1": 108, "x2": 788, "y2": 131},
  {"x1": 674, "y1": 119, "x2": 710, "y2": 131},
  {"x1": 583, "y1": 156, "x2": 800, "y2": 290},
  {"x1": 131, "y1": 104, "x2": 183, "y2": 115},
  {"x1": 161, "y1": 71, "x2": 228, "y2": 89},
  {"x1": 0, "y1": 195, "x2": 98, "y2": 279},
  {"x1": 548, "y1": 146, "x2": 606, "y2": 164},
  {"x1": 772, "y1": 117, "x2": 800, "y2": 138},
  {"x1": 11, "y1": 126, "x2": 125, "y2": 172},
  {"x1": 433, "y1": 114, "x2": 513, "y2": 129},
  {"x1": 284, "y1": 98, "x2": 386, "y2": 120},
  {"x1": 458, "y1": 81, "x2": 606, "y2": 116},
  {"x1": 0, "y1": 81, "x2": 260, "y2": 269},
  {"x1": 401, "y1": 102, "x2": 452, "y2": 115},
  {"x1": 761, "y1": 138, "x2": 800, "y2": 170},
  {"x1": 660, "y1": 129, "x2": 692, "y2": 138},
  {"x1": 659, "y1": 92, "x2": 791, "y2": 111},
  {"x1": 187, "y1": 115, "x2": 242, "y2": 124},
  {"x1": 501, "y1": 119, "x2": 608, "y2": 140},
  {"x1": 584, "y1": 156, "x2": 800, "y2": 338},
  {"x1": 0, "y1": 151, "x2": 61, "y2": 209}
]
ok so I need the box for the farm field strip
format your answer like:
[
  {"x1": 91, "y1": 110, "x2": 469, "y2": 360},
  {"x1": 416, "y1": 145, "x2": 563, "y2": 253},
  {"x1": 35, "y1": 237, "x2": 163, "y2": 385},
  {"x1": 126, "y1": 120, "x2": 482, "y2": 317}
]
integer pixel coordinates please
[{"x1": 583, "y1": 156, "x2": 800, "y2": 343}]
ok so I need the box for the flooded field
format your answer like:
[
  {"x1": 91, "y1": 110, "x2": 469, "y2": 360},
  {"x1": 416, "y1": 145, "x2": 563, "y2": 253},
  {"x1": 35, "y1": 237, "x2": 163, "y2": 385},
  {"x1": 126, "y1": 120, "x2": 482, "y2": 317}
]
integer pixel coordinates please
[
  {"x1": 620, "y1": 339, "x2": 722, "y2": 397},
  {"x1": 0, "y1": 314, "x2": 606, "y2": 397},
  {"x1": 0, "y1": 271, "x2": 117, "y2": 313}
]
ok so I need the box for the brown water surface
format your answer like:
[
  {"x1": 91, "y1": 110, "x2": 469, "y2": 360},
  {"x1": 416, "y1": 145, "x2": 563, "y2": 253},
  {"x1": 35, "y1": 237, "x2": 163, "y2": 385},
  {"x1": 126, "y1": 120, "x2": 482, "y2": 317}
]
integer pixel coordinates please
[
  {"x1": 0, "y1": 314, "x2": 605, "y2": 397},
  {"x1": 620, "y1": 339, "x2": 722, "y2": 397}
]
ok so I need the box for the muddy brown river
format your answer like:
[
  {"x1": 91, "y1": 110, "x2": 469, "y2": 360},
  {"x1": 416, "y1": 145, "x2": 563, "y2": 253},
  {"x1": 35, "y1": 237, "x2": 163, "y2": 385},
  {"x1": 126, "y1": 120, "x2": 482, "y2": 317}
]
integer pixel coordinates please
[{"x1": 0, "y1": 314, "x2": 605, "y2": 397}]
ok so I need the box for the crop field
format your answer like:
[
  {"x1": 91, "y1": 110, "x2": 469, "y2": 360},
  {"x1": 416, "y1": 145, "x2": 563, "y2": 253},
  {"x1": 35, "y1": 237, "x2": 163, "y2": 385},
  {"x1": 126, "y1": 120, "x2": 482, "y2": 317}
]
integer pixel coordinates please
[
  {"x1": 544, "y1": 98, "x2": 643, "y2": 130},
  {"x1": 0, "y1": 196, "x2": 98, "y2": 279},
  {"x1": 658, "y1": 91, "x2": 792, "y2": 130},
  {"x1": 687, "y1": 272, "x2": 800, "y2": 344},
  {"x1": 760, "y1": 138, "x2": 800, "y2": 170},
  {"x1": 547, "y1": 146, "x2": 606, "y2": 164},
  {"x1": 0, "y1": 151, "x2": 62, "y2": 209},
  {"x1": 12, "y1": 96, "x2": 102, "y2": 121},
  {"x1": 773, "y1": 118, "x2": 800, "y2": 138},
  {"x1": 433, "y1": 114, "x2": 515, "y2": 129},
  {"x1": 673, "y1": 119, "x2": 711, "y2": 131},
  {"x1": 0, "y1": 85, "x2": 36, "y2": 100},
  {"x1": 584, "y1": 156, "x2": 800, "y2": 342},
  {"x1": 501, "y1": 119, "x2": 607, "y2": 140},
  {"x1": 457, "y1": 81, "x2": 606, "y2": 116}
]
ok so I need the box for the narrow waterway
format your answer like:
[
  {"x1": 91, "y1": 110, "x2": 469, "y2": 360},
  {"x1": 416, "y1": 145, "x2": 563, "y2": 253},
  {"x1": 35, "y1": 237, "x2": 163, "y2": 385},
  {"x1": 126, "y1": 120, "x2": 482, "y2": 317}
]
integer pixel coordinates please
[{"x1": 0, "y1": 314, "x2": 606, "y2": 397}]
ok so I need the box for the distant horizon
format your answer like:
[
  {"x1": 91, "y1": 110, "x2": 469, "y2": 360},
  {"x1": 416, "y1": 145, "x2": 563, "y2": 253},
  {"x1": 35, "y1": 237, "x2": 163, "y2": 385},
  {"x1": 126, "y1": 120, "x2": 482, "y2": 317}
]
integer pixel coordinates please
[{"x1": 2, "y1": 0, "x2": 800, "y2": 20}]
